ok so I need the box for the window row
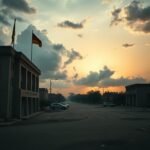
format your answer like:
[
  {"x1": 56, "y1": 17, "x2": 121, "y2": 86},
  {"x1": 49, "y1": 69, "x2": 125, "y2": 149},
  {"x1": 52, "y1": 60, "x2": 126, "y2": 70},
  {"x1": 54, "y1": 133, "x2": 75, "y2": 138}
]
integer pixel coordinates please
[{"x1": 21, "y1": 66, "x2": 39, "y2": 92}]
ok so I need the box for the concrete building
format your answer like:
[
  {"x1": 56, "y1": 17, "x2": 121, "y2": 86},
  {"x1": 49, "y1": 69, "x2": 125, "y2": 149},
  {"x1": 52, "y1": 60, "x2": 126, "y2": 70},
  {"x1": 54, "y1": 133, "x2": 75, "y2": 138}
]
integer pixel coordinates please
[
  {"x1": 126, "y1": 84, "x2": 150, "y2": 107},
  {"x1": 0, "y1": 46, "x2": 41, "y2": 120},
  {"x1": 39, "y1": 88, "x2": 48, "y2": 101},
  {"x1": 39, "y1": 88, "x2": 49, "y2": 109}
]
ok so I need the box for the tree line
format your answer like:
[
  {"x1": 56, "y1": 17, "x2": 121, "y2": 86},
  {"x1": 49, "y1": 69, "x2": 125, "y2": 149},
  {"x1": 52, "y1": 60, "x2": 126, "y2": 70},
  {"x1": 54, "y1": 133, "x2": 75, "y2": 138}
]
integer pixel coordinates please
[{"x1": 68, "y1": 90, "x2": 126, "y2": 105}]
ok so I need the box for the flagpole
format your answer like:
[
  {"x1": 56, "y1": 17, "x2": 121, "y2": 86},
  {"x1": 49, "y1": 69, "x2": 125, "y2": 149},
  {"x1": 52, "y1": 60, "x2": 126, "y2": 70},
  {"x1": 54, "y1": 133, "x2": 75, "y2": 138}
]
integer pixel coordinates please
[
  {"x1": 50, "y1": 79, "x2": 52, "y2": 94},
  {"x1": 11, "y1": 18, "x2": 16, "y2": 49},
  {"x1": 12, "y1": 37, "x2": 15, "y2": 49},
  {"x1": 31, "y1": 30, "x2": 33, "y2": 62}
]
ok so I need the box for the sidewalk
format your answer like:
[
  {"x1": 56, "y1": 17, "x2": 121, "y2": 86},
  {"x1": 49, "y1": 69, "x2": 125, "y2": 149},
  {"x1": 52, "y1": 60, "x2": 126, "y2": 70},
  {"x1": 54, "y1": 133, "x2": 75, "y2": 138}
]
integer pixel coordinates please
[
  {"x1": 0, "y1": 111, "x2": 43, "y2": 127},
  {"x1": 0, "y1": 119, "x2": 20, "y2": 127}
]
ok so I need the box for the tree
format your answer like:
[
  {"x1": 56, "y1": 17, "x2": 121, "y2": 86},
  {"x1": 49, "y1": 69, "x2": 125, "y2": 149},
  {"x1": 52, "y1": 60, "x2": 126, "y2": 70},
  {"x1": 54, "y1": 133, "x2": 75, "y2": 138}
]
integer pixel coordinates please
[{"x1": 68, "y1": 90, "x2": 102, "y2": 104}]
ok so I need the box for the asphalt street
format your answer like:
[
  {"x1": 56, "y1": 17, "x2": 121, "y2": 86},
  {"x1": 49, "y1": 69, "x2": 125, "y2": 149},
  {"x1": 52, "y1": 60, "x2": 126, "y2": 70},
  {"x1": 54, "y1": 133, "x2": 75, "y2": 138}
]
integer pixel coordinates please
[{"x1": 0, "y1": 102, "x2": 150, "y2": 150}]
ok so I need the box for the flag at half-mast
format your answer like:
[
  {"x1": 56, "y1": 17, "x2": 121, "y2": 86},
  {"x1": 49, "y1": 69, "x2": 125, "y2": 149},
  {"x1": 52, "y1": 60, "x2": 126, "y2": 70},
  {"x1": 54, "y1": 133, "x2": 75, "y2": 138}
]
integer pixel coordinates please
[
  {"x1": 11, "y1": 18, "x2": 16, "y2": 45},
  {"x1": 32, "y1": 33, "x2": 42, "y2": 47}
]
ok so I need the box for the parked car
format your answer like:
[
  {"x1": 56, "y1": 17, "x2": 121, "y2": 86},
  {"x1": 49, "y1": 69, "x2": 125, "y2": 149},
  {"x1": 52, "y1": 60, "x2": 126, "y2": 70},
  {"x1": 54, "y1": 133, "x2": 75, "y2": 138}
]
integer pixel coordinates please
[{"x1": 50, "y1": 103, "x2": 69, "y2": 110}]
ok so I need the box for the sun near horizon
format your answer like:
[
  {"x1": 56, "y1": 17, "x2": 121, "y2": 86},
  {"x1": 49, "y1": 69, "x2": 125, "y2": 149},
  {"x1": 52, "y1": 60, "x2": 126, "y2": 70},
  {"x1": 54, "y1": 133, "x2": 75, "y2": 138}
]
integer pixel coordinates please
[{"x1": 0, "y1": 0, "x2": 150, "y2": 96}]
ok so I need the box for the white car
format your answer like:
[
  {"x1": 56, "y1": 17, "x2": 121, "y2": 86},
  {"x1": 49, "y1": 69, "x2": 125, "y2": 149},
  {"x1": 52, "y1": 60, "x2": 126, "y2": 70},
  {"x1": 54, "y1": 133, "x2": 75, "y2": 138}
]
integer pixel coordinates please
[{"x1": 50, "y1": 103, "x2": 69, "y2": 110}]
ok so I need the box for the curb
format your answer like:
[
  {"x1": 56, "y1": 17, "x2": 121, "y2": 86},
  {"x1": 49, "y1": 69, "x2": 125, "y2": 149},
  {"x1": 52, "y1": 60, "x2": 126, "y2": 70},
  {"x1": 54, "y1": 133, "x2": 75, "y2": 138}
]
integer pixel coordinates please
[
  {"x1": 0, "y1": 111, "x2": 43, "y2": 127},
  {"x1": 0, "y1": 119, "x2": 21, "y2": 127}
]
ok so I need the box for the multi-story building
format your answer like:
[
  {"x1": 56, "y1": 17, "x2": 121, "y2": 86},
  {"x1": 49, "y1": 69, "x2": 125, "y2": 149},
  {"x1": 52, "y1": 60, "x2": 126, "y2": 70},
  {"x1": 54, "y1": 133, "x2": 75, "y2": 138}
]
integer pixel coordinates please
[
  {"x1": 39, "y1": 88, "x2": 48, "y2": 101},
  {"x1": 39, "y1": 88, "x2": 49, "y2": 109},
  {"x1": 0, "y1": 46, "x2": 41, "y2": 120},
  {"x1": 126, "y1": 84, "x2": 150, "y2": 107}
]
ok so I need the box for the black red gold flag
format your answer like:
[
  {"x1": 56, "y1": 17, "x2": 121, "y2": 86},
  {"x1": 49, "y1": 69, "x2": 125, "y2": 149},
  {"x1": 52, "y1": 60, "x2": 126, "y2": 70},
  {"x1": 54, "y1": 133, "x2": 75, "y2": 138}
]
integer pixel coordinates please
[{"x1": 32, "y1": 33, "x2": 42, "y2": 47}]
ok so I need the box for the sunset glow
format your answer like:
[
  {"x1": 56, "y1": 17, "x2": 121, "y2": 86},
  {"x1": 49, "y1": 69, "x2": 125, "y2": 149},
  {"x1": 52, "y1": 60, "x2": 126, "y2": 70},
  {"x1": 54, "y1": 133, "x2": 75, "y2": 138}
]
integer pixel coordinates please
[{"x1": 0, "y1": 0, "x2": 150, "y2": 96}]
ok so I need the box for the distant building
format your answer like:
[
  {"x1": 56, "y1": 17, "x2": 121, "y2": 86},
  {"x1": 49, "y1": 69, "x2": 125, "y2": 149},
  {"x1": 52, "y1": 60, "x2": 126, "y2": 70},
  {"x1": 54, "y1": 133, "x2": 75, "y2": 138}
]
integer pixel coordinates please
[
  {"x1": 39, "y1": 88, "x2": 49, "y2": 109},
  {"x1": 103, "y1": 92, "x2": 126, "y2": 106},
  {"x1": 103, "y1": 92, "x2": 114, "y2": 104},
  {"x1": 39, "y1": 88, "x2": 48, "y2": 101},
  {"x1": 48, "y1": 93, "x2": 66, "y2": 104},
  {"x1": 0, "y1": 46, "x2": 41, "y2": 120},
  {"x1": 126, "y1": 84, "x2": 150, "y2": 107}
]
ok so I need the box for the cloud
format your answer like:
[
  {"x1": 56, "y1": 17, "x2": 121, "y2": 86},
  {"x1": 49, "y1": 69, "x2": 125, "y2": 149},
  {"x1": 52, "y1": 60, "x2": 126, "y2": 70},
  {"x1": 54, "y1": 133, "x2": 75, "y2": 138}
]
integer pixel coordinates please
[
  {"x1": 16, "y1": 25, "x2": 67, "y2": 80},
  {"x1": 0, "y1": 1, "x2": 31, "y2": 26},
  {"x1": 0, "y1": 8, "x2": 25, "y2": 21},
  {"x1": 122, "y1": 43, "x2": 134, "y2": 48},
  {"x1": 0, "y1": 10, "x2": 11, "y2": 26},
  {"x1": 110, "y1": 8, "x2": 122, "y2": 26},
  {"x1": 57, "y1": 20, "x2": 86, "y2": 29},
  {"x1": 75, "y1": 66, "x2": 114, "y2": 86},
  {"x1": 75, "y1": 71, "x2": 100, "y2": 86},
  {"x1": 42, "y1": 70, "x2": 68, "y2": 80},
  {"x1": 40, "y1": 79, "x2": 71, "y2": 90},
  {"x1": 1, "y1": 0, "x2": 36, "y2": 14},
  {"x1": 52, "y1": 80, "x2": 71, "y2": 89},
  {"x1": 15, "y1": 25, "x2": 82, "y2": 81},
  {"x1": 72, "y1": 67, "x2": 79, "y2": 80},
  {"x1": 52, "y1": 44, "x2": 66, "y2": 53},
  {"x1": 74, "y1": 66, "x2": 147, "y2": 87},
  {"x1": 99, "y1": 66, "x2": 115, "y2": 80},
  {"x1": 100, "y1": 76, "x2": 146, "y2": 87},
  {"x1": 125, "y1": 1, "x2": 150, "y2": 22},
  {"x1": 77, "y1": 34, "x2": 83, "y2": 38},
  {"x1": 73, "y1": 66, "x2": 76, "y2": 72},
  {"x1": 52, "y1": 44, "x2": 83, "y2": 68},
  {"x1": 53, "y1": 44, "x2": 83, "y2": 68},
  {"x1": 0, "y1": 26, "x2": 11, "y2": 45},
  {"x1": 102, "y1": 0, "x2": 113, "y2": 4},
  {"x1": 73, "y1": 73, "x2": 79, "y2": 80},
  {"x1": 110, "y1": 1, "x2": 150, "y2": 33},
  {"x1": 135, "y1": 19, "x2": 150, "y2": 33},
  {"x1": 63, "y1": 49, "x2": 83, "y2": 68}
]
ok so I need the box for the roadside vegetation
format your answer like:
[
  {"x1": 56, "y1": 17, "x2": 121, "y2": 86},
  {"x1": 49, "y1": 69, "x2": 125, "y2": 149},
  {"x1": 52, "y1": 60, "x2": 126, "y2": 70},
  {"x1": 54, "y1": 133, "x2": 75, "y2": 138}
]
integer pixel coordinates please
[
  {"x1": 40, "y1": 93, "x2": 66, "y2": 109},
  {"x1": 68, "y1": 90, "x2": 126, "y2": 106}
]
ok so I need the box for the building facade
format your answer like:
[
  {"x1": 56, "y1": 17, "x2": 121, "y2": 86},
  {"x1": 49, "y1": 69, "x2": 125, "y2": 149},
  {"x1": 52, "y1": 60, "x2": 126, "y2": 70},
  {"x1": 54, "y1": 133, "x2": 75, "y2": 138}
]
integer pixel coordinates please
[
  {"x1": 39, "y1": 88, "x2": 49, "y2": 109},
  {"x1": 0, "y1": 46, "x2": 41, "y2": 120},
  {"x1": 126, "y1": 84, "x2": 150, "y2": 107},
  {"x1": 39, "y1": 88, "x2": 48, "y2": 101}
]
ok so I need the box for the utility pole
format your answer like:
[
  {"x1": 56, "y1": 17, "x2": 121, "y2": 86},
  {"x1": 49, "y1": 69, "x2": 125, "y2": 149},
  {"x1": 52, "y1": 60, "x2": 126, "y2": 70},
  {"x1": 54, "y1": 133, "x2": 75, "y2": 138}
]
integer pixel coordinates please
[
  {"x1": 103, "y1": 87, "x2": 105, "y2": 95},
  {"x1": 49, "y1": 80, "x2": 52, "y2": 94}
]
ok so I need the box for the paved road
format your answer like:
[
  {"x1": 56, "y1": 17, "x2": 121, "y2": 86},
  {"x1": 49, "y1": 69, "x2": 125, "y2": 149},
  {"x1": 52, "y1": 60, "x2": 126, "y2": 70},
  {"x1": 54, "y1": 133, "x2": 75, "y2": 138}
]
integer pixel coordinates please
[{"x1": 0, "y1": 102, "x2": 150, "y2": 150}]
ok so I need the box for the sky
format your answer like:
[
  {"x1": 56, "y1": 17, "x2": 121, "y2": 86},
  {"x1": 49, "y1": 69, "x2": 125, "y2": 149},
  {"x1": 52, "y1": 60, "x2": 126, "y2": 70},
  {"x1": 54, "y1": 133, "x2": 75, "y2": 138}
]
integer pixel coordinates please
[{"x1": 0, "y1": 0, "x2": 150, "y2": 96}]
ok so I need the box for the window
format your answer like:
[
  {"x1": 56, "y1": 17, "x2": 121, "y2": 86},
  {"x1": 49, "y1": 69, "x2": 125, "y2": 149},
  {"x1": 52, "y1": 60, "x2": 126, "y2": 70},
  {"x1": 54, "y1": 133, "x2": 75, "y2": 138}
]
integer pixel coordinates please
[{"x1": 21, "y1": 66, "x2": 26, "y2": 89}]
